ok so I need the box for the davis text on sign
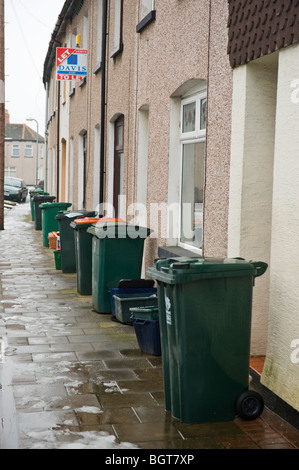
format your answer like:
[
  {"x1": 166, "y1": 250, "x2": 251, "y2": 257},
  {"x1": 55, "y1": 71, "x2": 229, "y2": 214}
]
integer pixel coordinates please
[{"x1": 56, "y1": 47, "x2": 87, "y2": 81}]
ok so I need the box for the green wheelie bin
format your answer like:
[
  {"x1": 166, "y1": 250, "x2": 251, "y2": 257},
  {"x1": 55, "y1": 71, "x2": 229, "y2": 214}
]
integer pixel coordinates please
[
  {"x1": 33, "y1": 195, "x2": 56, "y2": 230},
  {"x1": 30, "y1": 190, "x2": 49, "y2": 221},
  {"x1": 56, "y1": 210, "x2": 97, "y2": 274},
  {"x1": 87, "y1": 219, "x2": 152, "y2": 313},
  {"x1": 70, "y1": 217, "x2": 100, "y2": 294},
  {"x1": 147, "y1": 257, "x2": 268, "y2": 424},
  {"x1": 40, "y1": 202, "x2": 72, "y2": 247}
]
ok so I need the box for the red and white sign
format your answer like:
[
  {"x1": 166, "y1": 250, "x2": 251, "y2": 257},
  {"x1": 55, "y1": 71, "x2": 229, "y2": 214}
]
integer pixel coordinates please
[{"x1": 56, "y1": 47, "x2": 88, "y2": 81}]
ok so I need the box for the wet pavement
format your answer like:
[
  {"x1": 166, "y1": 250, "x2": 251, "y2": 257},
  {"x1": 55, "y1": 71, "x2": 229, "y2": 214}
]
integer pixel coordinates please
[{"x1": 0, "y1": 201, "x2": 299, "y2": 450}]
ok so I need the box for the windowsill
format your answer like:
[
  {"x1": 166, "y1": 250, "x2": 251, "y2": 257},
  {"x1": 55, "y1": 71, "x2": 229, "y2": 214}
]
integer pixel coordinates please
[
  {"x1": 136, "y1": 10, "x2": 156, "y2": 33},
  {"x1": 110, "y1": 43, "x2": 124, "y2": 59},
  {"x1": 69, "y1": 88, "x2": 75, "y2": 98},
  {"x1": 79, "y1": 77, "x2": 87, "y2": 88},
  {"x1": 158, "y1": 245, "x2": 202, "y2": 259},
  {"x1": 93, "y1": 62, "x2": 102, "y2": 74}
]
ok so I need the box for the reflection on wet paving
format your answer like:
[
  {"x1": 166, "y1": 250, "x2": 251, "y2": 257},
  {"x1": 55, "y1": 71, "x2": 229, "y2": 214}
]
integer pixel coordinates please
[{"x1": 0, "y1": 202, "x2": 299, "y2": 449}]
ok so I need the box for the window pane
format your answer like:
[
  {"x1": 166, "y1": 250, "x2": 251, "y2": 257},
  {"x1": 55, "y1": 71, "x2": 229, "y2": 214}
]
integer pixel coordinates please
[
  {"x1": 119, "y1": 151, "x2": 124, "y2": 195},
  {"x1": 114, "y1": 0, "x2": 121, "y2": 49},
  {"x1": 97, "y1": 0, "x2": 103, "y2": 64},
  {"x1": 25, "y1": 145, "x2": 33, "y2": 157},
  {"x1": 141, "y1": 0, "x2": 153, "y2": 18},
  {"x1": 180, "y1": 142, "x2": 205, "y2": 249},
  {"x1": 5, "y1": 167, "x2": 17, "y2": 177},
  {"x1": 200, "y1": 97, "x2": 207, "y2": 130},
  {"x1": 12, "y1": 145, "x2": 19, "y2": 157},
  {"x1": 83, "y1": 12, "x2": 88, "y2": 50},
  {"x1": 117, "y1": 123, "x2": 123, "y2": 147},
  {"x1": 182, "y1": 101, "x2": 196, "y2": 133}
]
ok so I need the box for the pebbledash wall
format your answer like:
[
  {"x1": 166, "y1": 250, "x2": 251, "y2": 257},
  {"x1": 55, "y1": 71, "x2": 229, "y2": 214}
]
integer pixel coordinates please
[
  {"x1": 227, "y1": 0, "x2": 299, "y2": 412},
  {"x1": 43, "y1": 0, "x2": 299, "y2": 414},
  {"x1": 44, "y1": 0, "x2": 234, "y2": 278}
]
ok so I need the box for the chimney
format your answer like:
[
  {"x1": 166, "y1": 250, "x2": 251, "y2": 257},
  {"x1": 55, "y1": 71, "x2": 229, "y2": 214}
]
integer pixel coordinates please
[{"x1": 5, "y1": 109, "x2": 10, "y2": 124}]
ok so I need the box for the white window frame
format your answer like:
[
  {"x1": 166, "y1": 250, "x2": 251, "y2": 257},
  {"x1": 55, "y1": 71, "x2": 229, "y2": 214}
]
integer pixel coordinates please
[
  {"x1": 83, "y1": 11, "x2": 89, "y2": 50},
  {"x1": 93, "y1": 125, "x2": 100, "y2": 210},
  {"x1": 5, "y1": 167, "x2": 17, "y2": 177},
  {"x1": 180, "y1": 91, "x2": 206, "y2": 141},
  {"x1": 111, "y1": 0, "x2": 123, "y2": 57},
  {"x1": 140, "y1": 0, "x2": 155, "y2": 20},
  {"x1": 137, "y1": 0, "x2": 155, "y2": 32},
  {"x1": 96, "y1": 0, "x2": 103, "y2": 68},
  {"x1": 114, "y1": 0, "x2": 121, "y2": 49},
  {"x1": 12, "y1": 144, "x2": 20, "y2": 157},
  {"x1": 25, "y1": 144, "x2": 33, "y2": 158},
  {"x1": 179, "y1": 90, "x2": 207, "y2": 254}
]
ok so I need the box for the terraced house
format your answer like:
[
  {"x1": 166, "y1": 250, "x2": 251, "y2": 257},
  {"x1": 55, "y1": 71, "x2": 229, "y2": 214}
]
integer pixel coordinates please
[
  {"x1": 5, "y1": 110, "x2": 45, "y2": 185},
  {"x1": 43, "y1": 0, "x2": 299, "y2": 424}
]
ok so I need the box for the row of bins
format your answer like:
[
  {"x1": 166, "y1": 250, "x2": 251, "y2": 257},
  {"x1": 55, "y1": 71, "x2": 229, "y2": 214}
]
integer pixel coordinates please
[
  {"x1": 30, "y1": 192, "x2": 154, "y2": 307},
  {"x1": 30, "y1": 193, "x2": 159, "y2": 358},
  {"x1": 60, "y1": 211, "x2": 269, "y2": 424},
  {"x1": 29, "y1": 191, "x2": 269, "y2": 424},
  {"x1": 68, "y1": 216, "x2": 161, "y2": 358},
  {"x1": 72, "y1": 218, "x2": 161, "y2": 357}
]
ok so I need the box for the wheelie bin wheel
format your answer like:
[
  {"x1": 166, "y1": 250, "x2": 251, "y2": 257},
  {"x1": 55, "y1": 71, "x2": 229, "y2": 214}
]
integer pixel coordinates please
[{"x1": 236, "y1": 390, "x2": 264, "y2": 420}]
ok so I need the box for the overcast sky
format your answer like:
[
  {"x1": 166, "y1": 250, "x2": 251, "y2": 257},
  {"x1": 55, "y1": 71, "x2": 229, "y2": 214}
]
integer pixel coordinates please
[{"x1": 4, "y1": 0, "x2": 65, "y2": 136}]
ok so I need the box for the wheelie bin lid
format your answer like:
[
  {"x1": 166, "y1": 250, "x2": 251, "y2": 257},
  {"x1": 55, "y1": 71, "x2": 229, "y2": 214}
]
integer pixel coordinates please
[
  {"x1": 146, "y1": 257, "x2": 268, "y2": 284},
  {"x1": 70, "y1": 217, "x2": 101, "y2": 230},
  {"x1": 87, "y1": 218, "x2": 152, "y2": 239},
  {"x1": 39, "y1": 202, "x2": 72, "y2": 209},
  {"x1": 55, "y1": 210, "x2": 96, "y2": 220},
  {"x1": 33, "y1": 195, "x2": 56, "y2": 202}
]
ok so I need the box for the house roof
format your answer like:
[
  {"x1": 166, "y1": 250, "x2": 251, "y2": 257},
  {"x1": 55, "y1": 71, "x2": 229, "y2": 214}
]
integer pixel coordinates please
[
  {"x1": 5, "y1": 124, "x2": 45, "y2": 143},
  {"x1": 227, "y1": 0, "x2": 299, "y2": 68}
]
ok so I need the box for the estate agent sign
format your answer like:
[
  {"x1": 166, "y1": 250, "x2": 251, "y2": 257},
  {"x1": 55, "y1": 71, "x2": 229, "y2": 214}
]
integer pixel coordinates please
[{"x1": 56, "y1": 47, "x2": 87, "y2": 81}]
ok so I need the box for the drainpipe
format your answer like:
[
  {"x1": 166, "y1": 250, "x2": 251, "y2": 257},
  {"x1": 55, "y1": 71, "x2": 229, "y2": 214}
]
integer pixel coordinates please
[
  {"x1": 0, "y1": 0, "x2": 4, "y2": 231},
  {"x1": 44, "y1": 83, "x2": 49, "y2": 193},
  {"x1": 56, "y1": 81, "x2": 60, "y2": 201},
  {"x1": 202, "y1": 0, "x2": 212, "y2": 256},
  {"x1": 99, "y1": 0, "x2": 108, "y2": 216}
]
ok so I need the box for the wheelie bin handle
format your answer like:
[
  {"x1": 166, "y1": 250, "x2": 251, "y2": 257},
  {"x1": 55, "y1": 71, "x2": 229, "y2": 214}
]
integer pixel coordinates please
[
  {"x1": 251, "y1": 261, "x2": 268, "y2": 277},
  {"x1": 233, "y1": 258, "x2": 268, "y2": 277}
]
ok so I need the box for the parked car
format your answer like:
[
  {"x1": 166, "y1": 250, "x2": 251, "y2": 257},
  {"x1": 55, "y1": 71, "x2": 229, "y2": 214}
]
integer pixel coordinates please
[{"x1": 4, "y1": 177, "x2": 28, "y2": 203}]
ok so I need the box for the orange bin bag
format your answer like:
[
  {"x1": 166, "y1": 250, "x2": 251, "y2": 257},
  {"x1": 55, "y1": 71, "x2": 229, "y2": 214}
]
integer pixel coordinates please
[
  {"x1": 73, "y1": 217, "x2": 101, "y2": 225},
  {"x1": 95, "y1": 217, "x2": 126, "y2": 224},
  {"x1": 73, "y1": 217, "x2": 126, "y2": 225},
  {"x1": 97, "y1": 217, "x2": 126, "y2": 222}
]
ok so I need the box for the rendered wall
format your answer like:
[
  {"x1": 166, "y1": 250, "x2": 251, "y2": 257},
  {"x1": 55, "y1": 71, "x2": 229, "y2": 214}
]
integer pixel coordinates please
[
  {"x1": 5, "y1": 140, "x2": 45, "y2": 186},
  {"x1": 262, "y1": 44, "x2": 299, "y2": 411},
  {"x1": 227, "y1": 54, "x2": 277, "y2": 355}
]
